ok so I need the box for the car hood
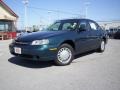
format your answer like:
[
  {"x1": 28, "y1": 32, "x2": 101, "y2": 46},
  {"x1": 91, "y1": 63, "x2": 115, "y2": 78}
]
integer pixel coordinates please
[{"x1": 16, "y1": 31, "x2": 68, "y2": 42}]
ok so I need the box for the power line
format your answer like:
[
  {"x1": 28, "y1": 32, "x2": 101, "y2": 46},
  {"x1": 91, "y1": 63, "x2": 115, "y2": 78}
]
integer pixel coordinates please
[
  {"x1": 28, "y1": 6, "x2": 80, "y2": 16},
  {"x1": 28, "y1": 8, "x2": 48, "y2": 24}
]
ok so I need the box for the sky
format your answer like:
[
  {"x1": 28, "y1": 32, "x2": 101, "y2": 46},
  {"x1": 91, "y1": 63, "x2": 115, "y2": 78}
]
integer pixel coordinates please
[{"x1": 3, "y1": 0, "x2": 120, "y2": 29}]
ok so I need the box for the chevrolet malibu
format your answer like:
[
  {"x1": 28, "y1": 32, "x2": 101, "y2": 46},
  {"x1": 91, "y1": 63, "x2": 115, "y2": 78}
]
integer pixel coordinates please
[{"x1": 9, "y1": 19, "x2": 108, "y2": 66}]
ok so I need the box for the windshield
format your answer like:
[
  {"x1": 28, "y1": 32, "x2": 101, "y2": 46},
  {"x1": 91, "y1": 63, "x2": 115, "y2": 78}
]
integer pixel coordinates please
[{"x1": 46, "y1": 20, "x2": 78, "y2": 31}]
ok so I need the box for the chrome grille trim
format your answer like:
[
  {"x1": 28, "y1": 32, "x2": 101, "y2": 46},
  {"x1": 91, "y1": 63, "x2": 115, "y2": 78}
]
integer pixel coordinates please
[{"x1": 15, "y1": 41, "x2": 29, "y2": 45}]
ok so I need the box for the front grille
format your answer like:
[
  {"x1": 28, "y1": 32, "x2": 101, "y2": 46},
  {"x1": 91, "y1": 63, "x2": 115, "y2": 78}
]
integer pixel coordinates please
[
  {"x1": 15, "y1": 41, "x2": 29, "y2": 45},
  {"x1": 20, "y1": 54, "x2": 33, "y2": 58},
  {"x1": 12, "y1": 52, "x2": 33, "y2": 58}
]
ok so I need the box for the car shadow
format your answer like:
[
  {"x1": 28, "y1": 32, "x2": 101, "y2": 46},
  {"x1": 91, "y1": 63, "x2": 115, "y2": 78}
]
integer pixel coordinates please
[
  {"x1": 8, "y1": 50, "x2": 96, "y2": 68},
  {"x1": 74, "y1": 50, "x2": 95, "y2": 59},
  {"x1": 8, "y1": 57, "x2": 54, "y2": 68}
]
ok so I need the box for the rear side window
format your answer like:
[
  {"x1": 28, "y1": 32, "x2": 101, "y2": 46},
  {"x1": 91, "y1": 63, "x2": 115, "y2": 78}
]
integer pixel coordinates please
[
  {"x1": 79, "y1": 21, "x2": 87, "y2": 30},
  {"x1": 89, "y1": 22, "x2": 97, "y2": 30}
]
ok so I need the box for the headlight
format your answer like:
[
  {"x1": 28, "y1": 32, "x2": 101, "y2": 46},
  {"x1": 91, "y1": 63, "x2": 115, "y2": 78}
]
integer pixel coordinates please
[{"x1": 31, "y1": 39, "x2": 49, "y2": 45}]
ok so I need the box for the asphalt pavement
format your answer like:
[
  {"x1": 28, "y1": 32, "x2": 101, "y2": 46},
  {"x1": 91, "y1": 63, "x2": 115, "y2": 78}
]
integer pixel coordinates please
[{"x1": 0, "y1": 39, "x2": 120, "y2": 90}]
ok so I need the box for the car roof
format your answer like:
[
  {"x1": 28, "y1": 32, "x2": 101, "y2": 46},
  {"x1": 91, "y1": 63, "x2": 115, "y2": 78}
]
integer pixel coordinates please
[{"x1": 59, "y1": 18, "x2": 94, "y2": 22}]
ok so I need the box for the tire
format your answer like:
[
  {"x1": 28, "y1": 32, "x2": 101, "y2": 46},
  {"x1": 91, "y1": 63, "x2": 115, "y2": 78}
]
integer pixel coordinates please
[
  {"x1": 97, "y1": 40, "x2": 106, "y2": 52},
  {"x1": 54, "y1": 44, "x2": 74, "y2": 66}
]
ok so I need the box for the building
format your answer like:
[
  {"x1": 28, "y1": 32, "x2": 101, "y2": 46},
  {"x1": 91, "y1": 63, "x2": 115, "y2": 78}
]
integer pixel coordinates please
[
  {"x1": 98, "y1": 20, "x2": 120, "y2": 30},
  {"x1": 0, "y1": 0, "x2": 18, "y2": 40}
]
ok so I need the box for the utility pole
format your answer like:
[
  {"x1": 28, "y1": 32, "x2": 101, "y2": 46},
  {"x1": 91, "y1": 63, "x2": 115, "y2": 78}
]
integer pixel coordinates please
[
  {"x1": 85, "y1": 1, "x2": 90, "y2": 18},
  {"x1": 57, "y1": 10, "x2": 60, "y2": 20},
  {"x1": 48, "y1": 11, "x2": 52, "y2": 24},
  {"x1": 23, "y1": 0, "x2": 29, "y2": 32}
]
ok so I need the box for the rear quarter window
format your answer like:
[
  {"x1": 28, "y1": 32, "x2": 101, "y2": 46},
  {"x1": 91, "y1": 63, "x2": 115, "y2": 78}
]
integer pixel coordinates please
[{"x1": 89, "y1": 22, "x2": 97, "y2": 30}]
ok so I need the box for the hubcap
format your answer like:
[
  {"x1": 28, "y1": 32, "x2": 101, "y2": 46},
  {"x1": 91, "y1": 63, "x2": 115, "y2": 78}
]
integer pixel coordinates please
[
  {"x1": 101, "y1": 41, "x2": 105, "y2": 51},
  {"x1": 57, "y1": 47, "x2": 72, "y2": 64}
]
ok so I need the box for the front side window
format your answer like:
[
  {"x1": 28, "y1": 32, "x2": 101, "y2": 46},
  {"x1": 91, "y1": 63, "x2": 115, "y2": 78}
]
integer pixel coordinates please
[
  {"x1": 62, "y1": 22, "x2": 77, "y2": 30},
  {"x1": 46, "y1": 20, "x2": 78, "y2": 31},
  {"x1": 47, "y1": 22, "x2": 61, "y2": 31}
]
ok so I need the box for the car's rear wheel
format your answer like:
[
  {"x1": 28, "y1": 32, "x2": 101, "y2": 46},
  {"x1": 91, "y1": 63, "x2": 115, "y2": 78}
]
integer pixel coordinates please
[
  {"x1": 98, "y1": 40, "x2": 106, "y2": 52},
  {"x1": 54, "y1": 44, "x2": 74, "y2": 66}
]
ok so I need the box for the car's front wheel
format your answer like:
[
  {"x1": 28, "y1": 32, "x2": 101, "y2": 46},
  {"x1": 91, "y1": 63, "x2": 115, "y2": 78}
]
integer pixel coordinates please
[{"x1": 54, "y1": 44, "x2": 74, "y2": 66}]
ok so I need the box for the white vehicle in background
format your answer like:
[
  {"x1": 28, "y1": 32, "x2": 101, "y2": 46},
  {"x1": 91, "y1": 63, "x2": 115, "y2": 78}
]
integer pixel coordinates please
[{"x1": 16, "y1": 30, "x2": 31, "y2": 37}]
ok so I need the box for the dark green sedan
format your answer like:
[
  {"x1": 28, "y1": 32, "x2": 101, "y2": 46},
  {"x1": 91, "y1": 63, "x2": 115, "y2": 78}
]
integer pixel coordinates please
[{"x1": 9, "y1": 19, "x2": 108, "y2": 66}]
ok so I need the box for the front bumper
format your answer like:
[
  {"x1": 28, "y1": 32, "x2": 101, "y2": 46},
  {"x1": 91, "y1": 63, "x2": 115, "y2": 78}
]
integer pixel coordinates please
[{"x1": 9, "y1": 43, "x2": 58, "y2": 61}]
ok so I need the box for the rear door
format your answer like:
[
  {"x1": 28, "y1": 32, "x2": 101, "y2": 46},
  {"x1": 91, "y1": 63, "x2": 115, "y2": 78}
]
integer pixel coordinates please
[
  {"x1": 88, "y1": 20, "x2": 101, "y2": 49},
  {"x1": 75, "y1": 20, "x2": 92, "y2": 54}
]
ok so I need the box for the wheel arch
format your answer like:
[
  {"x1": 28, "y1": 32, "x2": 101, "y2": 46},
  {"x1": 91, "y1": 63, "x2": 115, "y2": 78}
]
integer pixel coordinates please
[
  {"x1": 102, "y1": 37, "x2": 107, "y2": 44},
  {"x1": 60, "y1": 40, "x2": 75, "y2": 50}
]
